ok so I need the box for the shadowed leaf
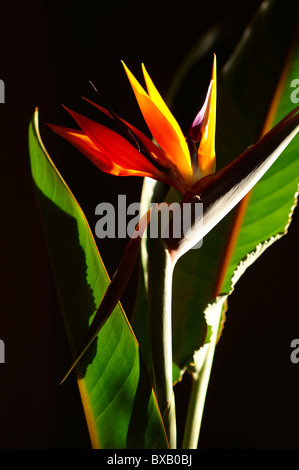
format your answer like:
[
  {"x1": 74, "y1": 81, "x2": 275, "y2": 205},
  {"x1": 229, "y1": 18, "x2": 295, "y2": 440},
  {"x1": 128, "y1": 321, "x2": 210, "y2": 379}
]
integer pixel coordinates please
[{"x1": 28, "y1": 109, "x2": 168, "y2": 449}]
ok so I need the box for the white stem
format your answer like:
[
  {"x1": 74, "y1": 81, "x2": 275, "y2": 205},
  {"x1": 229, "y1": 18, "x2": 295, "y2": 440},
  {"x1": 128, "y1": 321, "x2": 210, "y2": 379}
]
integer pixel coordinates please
[
  {"x1": 148, "y1": 234, "x2": 177, "y2": 449},
  {"x1": 182, "y1": 302, "x2": 223, "y2": 449}
]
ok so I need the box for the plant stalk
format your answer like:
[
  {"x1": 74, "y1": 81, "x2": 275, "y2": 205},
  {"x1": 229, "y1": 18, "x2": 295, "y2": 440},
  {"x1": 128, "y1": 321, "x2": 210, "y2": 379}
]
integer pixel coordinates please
[
  {"x1": 147, "y1": 232, "x2": 176, "y2": 449},
  {"x1": 182, "y1": 303, "x2": 223, "y2": 449}
]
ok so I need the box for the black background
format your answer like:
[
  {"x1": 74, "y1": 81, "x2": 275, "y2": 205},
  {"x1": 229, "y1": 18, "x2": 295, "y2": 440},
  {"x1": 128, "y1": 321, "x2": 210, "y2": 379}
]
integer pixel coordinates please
[{"x1": 1, "y1": 0, "x2": 299, "y2": 449}]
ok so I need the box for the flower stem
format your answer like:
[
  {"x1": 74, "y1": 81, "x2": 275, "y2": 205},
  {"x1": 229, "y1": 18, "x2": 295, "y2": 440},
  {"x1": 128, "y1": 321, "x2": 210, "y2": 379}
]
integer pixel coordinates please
[
  {"x1": 182, "y1": 303, "x2": 223, "y2": 449},
  {"x1": 147, "y1": 233, "x2": 176, "y2": 449}
]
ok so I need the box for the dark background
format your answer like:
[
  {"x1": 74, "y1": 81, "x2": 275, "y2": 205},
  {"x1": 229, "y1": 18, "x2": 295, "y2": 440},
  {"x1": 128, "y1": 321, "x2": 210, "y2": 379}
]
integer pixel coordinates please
[{"x1": 1, "y1": 0, "x2": 299, "y2": 449}]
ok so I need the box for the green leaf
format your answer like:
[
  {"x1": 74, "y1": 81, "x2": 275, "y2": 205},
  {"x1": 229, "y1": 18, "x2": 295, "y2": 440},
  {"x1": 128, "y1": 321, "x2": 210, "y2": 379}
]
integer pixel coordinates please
[
  {"x1": 28, "y1": 109, "x2": 168, "y2": 449},
  {"x1": 172, "y1": 0, "x2": 299, "y2": 373},
  {"x1": 133, "y1": 0, "x2": 299, "y2": 377}
]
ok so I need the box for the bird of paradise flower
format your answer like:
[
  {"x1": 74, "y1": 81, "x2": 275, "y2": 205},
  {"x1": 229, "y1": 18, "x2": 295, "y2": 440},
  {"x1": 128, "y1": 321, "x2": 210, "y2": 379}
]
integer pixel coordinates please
[{"x1": 48, "y1": 56, "x2": 299, "y2": 448}]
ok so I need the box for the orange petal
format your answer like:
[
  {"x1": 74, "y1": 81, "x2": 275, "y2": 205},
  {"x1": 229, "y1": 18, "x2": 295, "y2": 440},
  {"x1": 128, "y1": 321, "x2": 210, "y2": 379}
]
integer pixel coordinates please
[
  {"x1": 61, "y1": 106, "x2": 168, "y2": 179},
  {"x1": 48, "y1": 119, "x2": 162, "y2": 179},
  {"x1": 122, "y1": 62, "x2": 192, "y2": 180},
  {"x1": 197, "y1": 54, "x2": 217, "y2": 176},
  {"x1": 82, "y1": 97, "x2": 172, "y2": 168},
  {"x1": 47, "y1": 124, "x2": 123, "y2": 174}
]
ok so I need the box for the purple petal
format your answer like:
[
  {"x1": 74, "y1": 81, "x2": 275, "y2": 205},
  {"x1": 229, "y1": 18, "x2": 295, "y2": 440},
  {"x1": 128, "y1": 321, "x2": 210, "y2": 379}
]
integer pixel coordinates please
[{"x1": 189, "y1": 82, "x2": 212, "y2": 142}]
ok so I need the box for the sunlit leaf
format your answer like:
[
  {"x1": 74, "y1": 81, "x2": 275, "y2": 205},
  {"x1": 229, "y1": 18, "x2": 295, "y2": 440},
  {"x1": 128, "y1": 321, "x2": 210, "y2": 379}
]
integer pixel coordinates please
[
  {"x1": 28, "y1": 109, "x2": 168, "y2": 449},
  {"x1": 173, "y1": 0, "x2": 299, "y2": 373},
  {"x1": 133, "y1": 0, "x2": 299, "y2": 378}
]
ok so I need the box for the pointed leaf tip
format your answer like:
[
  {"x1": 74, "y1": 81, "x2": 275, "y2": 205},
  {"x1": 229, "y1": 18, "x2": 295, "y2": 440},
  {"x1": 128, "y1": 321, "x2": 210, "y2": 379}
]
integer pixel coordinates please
[{"x1": 60, "y1": 208, "x2": 152, "y2": 383}]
